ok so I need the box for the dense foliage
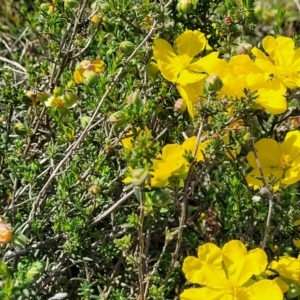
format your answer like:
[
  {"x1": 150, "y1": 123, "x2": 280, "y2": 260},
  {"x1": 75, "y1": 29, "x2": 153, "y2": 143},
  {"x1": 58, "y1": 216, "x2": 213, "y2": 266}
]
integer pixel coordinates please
[{"x1": 0, "y1": 0, "x2": 300, "y2": 299}]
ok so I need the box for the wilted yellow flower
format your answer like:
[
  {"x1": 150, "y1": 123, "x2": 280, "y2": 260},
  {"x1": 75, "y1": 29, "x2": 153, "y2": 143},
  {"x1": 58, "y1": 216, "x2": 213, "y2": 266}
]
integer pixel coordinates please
[{"x1": 74, "y1": 59, "x2": 105, "y2": 84}]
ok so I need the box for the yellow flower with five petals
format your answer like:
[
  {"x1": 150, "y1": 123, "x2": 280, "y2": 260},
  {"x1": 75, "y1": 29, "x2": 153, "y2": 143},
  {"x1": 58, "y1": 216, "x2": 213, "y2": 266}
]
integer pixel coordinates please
[
  {"x1": 153, "y1": 30, "x2": 209, "y2": 85},
  {"x1": 181, "y1": 240, "x2": 283, "y2": 300},
  {"x1": 246, "y1": 130, "x2": 300, "y2": 191}
]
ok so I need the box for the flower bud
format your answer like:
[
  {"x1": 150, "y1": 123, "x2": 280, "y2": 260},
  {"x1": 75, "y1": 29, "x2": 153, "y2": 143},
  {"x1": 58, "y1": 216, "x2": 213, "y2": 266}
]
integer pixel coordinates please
[
  {"x1": 14, "y1": 123, "x2": 27, "y2": 135},
  {"x1": 224, "y1": 16, "x2": 233, "y2": 24},
  {"x1": 64, "y1": 93, "x2": 78, "y2": 107},
  {"x1": 205, "y1": 75, "x2": 223, "y2": 92},
  {"x1": 102, "y1": 16, "x2": 115, "y2": 32},
  {"x1": 26, "y1": 262, "x2": 45, "y2": 283},
  {"x1": 176, "y1": 0, "x2": 194, "y2": 15},
  {"x1": 67, "y1": 80, "x2": 75, "y2": 89},
  {"x1": 91, "y1": 14, "x2": 101, "y2": 25},
  {"x1": 53, "y1": 87, "x2": 63, "y2": 97},
  {"x1": 89, "y1": 185, "x2": 100, "y2": 195},
  {"x1": 109, "y1": 111, "x2": 127, "y2": 127},
  {"x1": 63, "y1": 0, "x2": 79, "y2": 8},
  {"x1": 0, "y1": 221, "x2": 12, "y2": 243},
  {"x1": 174, "y1": 98, "x2": 187, "y2": 112},
  {"x1": 127, "y1": 90, "x2": 141, "y2": 104},
  {"x1": 145, "y1": 61, "x2": 159, "y2": 78},
  {"x1": 237, "y1": 42, "x2": 252, "y2": 55},
  {"x1": 83, "y1": 70, "x2": 98, "y2": 87},
  {"x1": 80, "y1": 60, "x2": 94, "y2": 71},
  {"x1": 131, "y1": 168, "x2": 150, "y2": 187},
  {"x1": 119, "y1": 41, "x2": 135, "y2": 56},
  {"x1": 80, "y1": 116, "x2": 91, "y2": 129}
]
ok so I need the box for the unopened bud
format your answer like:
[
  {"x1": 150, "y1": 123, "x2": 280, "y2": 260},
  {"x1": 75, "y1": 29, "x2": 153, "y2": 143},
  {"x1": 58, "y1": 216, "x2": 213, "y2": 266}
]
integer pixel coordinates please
[
  {"x1": 131, "y1": 168, "x2": 150, "y2": 187},
  {"x1": 127, "y1": 90, "x2": 141, "y2": 104},
  {"x1": 102, "y1": 16, "x2": 115, "y2": 32},
  {"x1": 119, "y1": 41, "x2": 135, "y2": 56},
  {"x1": 145, "y1": 61, "x2": 159, "y2": 78},
  {"x1": 63, "y1": 0, "x2": 78, "y2": 8},
  {"x1": 0, "y1": 221, "x2": 12, "y2": 243},
  {"x1": 89, "y1": 185, "x2": 100, "y2": 195},
  {"x1": 224, "y1": 16, "x2": 233, "y2": 25},
  {"x1": 174, "y1": 98, "x2": 187, "y2": 112},
  {"x1": 64, "y1": 93, "x2": 78, "y2": 107},
  {"x1": 237, "y1": 42, "x2": 252, "y2": 55},
  {"x1": 91, "y1": 14, "x2": 101, "y2": 25},
  {"x1": 83, "y1": 70, "x2": 98, "y2": 87},
  {"x1": 176, "y1": 0, "x2": 194, "y2": 14},
  {"x1": 109, "y1": 111, "x2": 127, "y2": 127},
  {"x1": 53, "y1": 87, "x2": 63, "y2": 97},
  {"x1": 80, "y1": 116, "x2": 91, "y2": 129},
  {"x1": 14, "y1": 123, "x2": 27, "y2": 135},
  {"x1": 26, "y1": 262, "x2": 45, "y2": 283},
  {"x1": 205, "y1": 75, "x2": 223, "y2": 92}
]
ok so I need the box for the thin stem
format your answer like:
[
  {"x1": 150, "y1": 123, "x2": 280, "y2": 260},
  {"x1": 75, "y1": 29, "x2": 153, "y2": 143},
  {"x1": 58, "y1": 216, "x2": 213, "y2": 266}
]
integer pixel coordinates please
[
  {"x1": 249, "y1": 136, "x2": 274, "y2": 249},
  {"x1": 138, "y1": 188, "x2": 145, "y2": 300},
  {"x1": 164, "y1": 118, "x2": 206, "y2": 284}
]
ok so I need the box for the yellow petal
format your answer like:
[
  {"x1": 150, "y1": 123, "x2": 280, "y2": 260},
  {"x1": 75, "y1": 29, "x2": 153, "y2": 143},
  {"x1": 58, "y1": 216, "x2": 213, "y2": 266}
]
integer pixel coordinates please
[
  {"x1": 74, "y1": 70, "x2": 84, "y2": 83},
  {"x1": 182, "y1": 136, "x2": 208, "y2": 162},
  {"x1": 157, "y1": 60, "x2": 183, "y2": 83},
  {"x1": 240, "y1": 279, "x2": 283, "y2": 300},
  {"x1": 182, "y1": 256, "x2": 203, "y2": 283},
  {"x1": 197, "y1": 243, "x2": 223, "y2": 265},
  {"x1": 92, "y1": 59, "x2": 105, "y2": 73},
  {"x1": 273, "y1": 277, "x2": 289, "y2": 294},
  {"x1": 281, "y1": 130, "x2": 300, "y2": 160},
  {"x1": 247, "y1": 248, "x2": 268, "y2": 275},
  {"x1": 180, "y1": 287, "x2": 223, "y2": 300},
  {"x1": 175, "y1": 30, "x2": 207, "y2": 58},
  {"x1": 247, "y1": 139, "x2": 280, "y2": 168},
  {"x1": 255, "y1": 89, "x2": 287, "y2": 115},
  {"x1": 153, "y1": 39, "x2": 177, "y2": 63}
]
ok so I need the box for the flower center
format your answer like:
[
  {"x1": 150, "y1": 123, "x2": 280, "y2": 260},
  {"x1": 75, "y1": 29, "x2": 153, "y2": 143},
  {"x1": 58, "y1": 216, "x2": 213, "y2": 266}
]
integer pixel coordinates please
[
  {"x1": 226, "y1": 281, "x2": 239, "y2": 297},
  {"x1": 52, "y1": 97, "x2": 64, "y2": 108},
  {"x1": 278, "y1": 154, "x2": 290, "y2": 169},
  {"x1": 179, "y1": 55, "x2": 191, "y2": 69}
]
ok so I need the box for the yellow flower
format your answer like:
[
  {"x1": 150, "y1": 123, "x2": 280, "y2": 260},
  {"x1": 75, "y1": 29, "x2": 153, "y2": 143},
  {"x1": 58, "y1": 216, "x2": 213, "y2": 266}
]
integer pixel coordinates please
[
  {"x1": 222, "y1": 54, "x2": 287, "y2": 115},
  {"x1": 246, "y1": 131, "x2": 300, "y2": 191},
  {"x1": 153, "y1": 30, "x2": 209, "y2": 85},
  {"x1": 44, "y1": 93, "x2": 78, "y2": 111},
  {"x1": 176, "y1": 52, "x2": 228, "y2": 118},
  {"x1": 269, "y1": 254, "x2": 300, "y2": 296},
  {"x1": 181, "y1": 240, "x2": 283, "y2": 300},
  {"x1": 151, "y1": 144, "x2": 188, "y2": 187},
  {"x1": 252, "y1": 36, "x2": 300, "y2": 90},
  {"x1": 151, "y1": 136, "x2": 210, "y2": 187}
]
